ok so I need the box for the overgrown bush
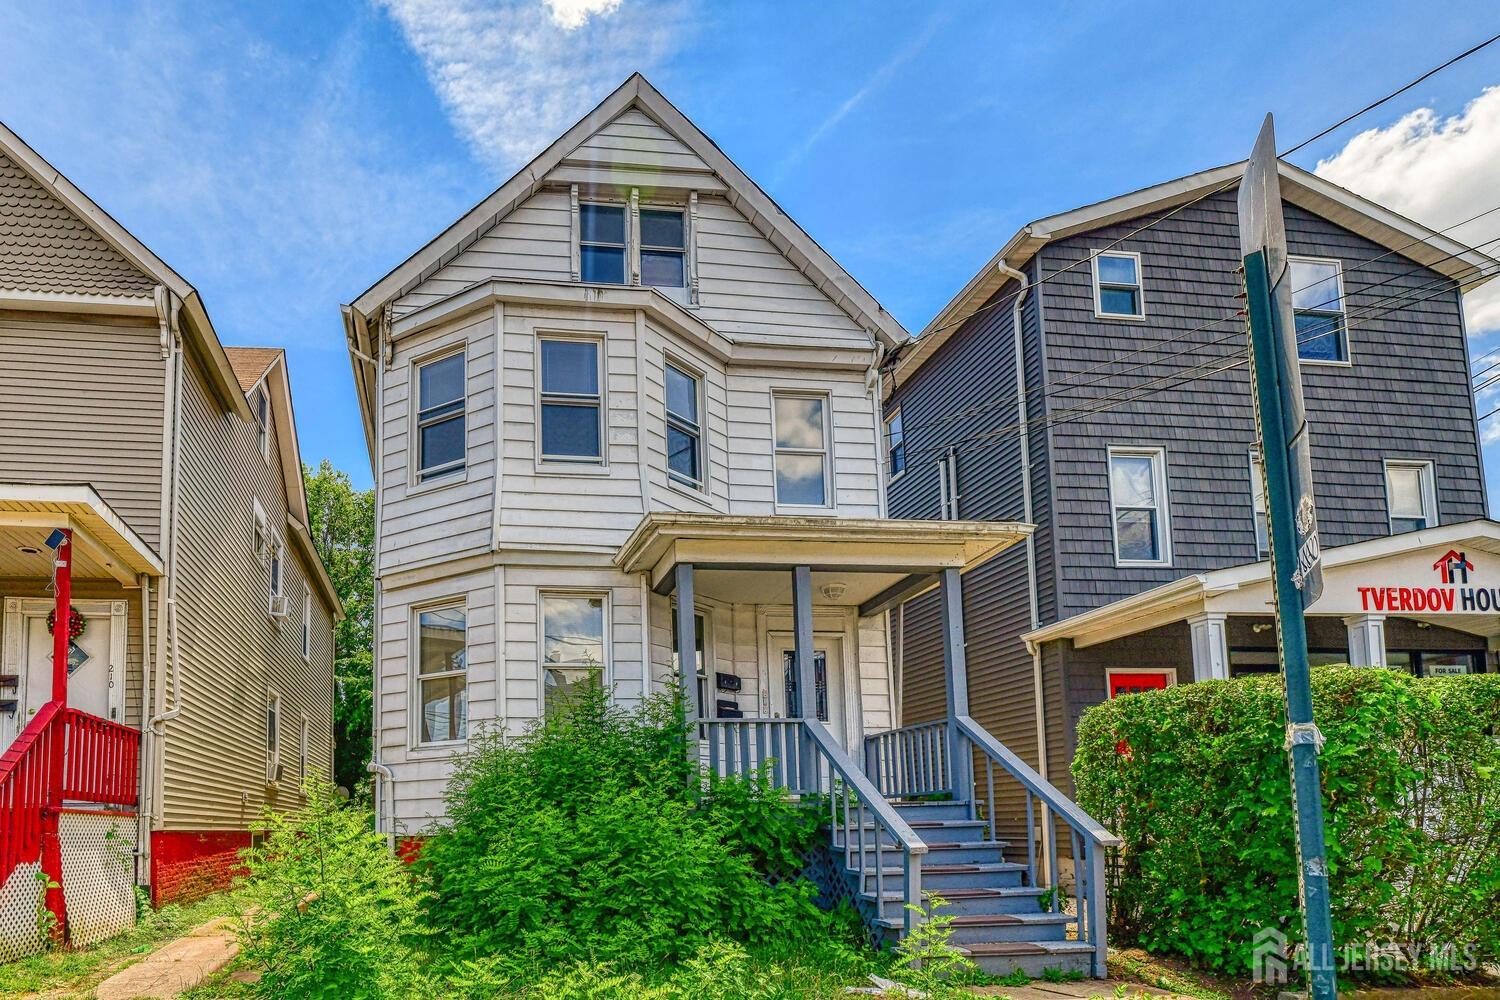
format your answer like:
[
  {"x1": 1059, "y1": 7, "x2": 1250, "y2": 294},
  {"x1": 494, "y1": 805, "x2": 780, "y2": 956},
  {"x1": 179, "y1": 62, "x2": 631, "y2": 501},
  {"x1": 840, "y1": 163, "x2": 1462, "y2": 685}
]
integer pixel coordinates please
[
  {"x1": 1074, "y1": 666, "x2": 1500, "y2": 976},
  {"x1": 420, "y1": 688, "x2": 833, "y2": 973},
  {"x1": 236, "y1": 783, "x2": 435, "y2": 999}
]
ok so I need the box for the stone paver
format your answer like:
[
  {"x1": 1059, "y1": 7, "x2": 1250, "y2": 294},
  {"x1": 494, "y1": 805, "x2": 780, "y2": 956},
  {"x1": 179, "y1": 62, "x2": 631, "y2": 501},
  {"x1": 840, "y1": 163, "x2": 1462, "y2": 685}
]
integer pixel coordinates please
[{"x1": 92, "y1": 917, "x2": 239, "y2": 1000}]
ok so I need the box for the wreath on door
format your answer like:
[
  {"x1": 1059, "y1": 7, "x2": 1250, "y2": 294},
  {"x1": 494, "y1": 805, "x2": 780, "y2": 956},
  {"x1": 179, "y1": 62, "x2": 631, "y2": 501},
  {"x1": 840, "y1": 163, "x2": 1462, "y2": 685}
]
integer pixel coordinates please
[{"x1": 45, "y1": 608, "x2": 87, "y2": 640}]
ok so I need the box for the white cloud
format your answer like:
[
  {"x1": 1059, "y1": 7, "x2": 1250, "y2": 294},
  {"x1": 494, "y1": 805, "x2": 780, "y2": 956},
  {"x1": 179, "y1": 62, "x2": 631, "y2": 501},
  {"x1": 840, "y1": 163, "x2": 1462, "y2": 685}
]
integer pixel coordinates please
[
  {"x1": 544, "y1": 0, "x2": 621, "y2": 29},
  {"x1": 378, "y1": 0, "x2": 684, "y2": 173},
  {"x1": 1315, "y1": 87, "x2": 1500, "y2": 336}
]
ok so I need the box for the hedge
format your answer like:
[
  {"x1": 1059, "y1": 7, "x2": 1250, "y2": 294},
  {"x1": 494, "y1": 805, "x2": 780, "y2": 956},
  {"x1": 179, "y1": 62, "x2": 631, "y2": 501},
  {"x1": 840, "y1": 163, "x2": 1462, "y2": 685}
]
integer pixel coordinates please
[{"x1": 1073, "y1": 666, "x2": 1500, "y2": 975}]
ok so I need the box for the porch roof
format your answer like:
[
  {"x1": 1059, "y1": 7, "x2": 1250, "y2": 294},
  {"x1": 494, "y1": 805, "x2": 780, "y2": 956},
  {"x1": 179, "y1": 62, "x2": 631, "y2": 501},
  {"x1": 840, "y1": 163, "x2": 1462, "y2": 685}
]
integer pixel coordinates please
[
  {"x1": 614, "y1": 513, "x2": 1031, "y2": 614},
  {"x1": 1023, "y1": 518, "x2": 1500, "y2": 649},
  {"x1": 0, "y1": 484, "x2": 164, "y2": 583}
]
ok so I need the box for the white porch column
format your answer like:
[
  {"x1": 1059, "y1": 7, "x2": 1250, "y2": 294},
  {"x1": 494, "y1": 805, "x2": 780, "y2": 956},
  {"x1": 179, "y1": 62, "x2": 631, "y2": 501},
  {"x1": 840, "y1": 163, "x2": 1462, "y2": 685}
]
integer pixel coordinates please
[
  {"x1": 1343, "y1": 614, "x2": 1387, "y2": 667},
  {"x1": 1187, "y1": 612, "x2": 1230, "y2": 682}
]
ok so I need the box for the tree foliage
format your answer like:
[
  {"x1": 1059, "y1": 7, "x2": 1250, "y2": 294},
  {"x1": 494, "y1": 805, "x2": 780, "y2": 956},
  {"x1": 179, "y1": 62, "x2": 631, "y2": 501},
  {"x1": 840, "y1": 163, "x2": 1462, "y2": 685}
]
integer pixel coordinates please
[
  {"x1": 1074, "y1": 667, "x2": 1500, "y2": 976},
  {"x1": 303, "y1": 460, "x2": 375, "y2": 794}
]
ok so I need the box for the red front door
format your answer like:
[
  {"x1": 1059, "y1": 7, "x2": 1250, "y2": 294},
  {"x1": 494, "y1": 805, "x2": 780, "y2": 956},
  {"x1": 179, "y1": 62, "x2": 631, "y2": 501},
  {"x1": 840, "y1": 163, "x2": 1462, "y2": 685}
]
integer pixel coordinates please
[{"x1": 1108, "y1": 671, "x2": 1171, "y2": 698}]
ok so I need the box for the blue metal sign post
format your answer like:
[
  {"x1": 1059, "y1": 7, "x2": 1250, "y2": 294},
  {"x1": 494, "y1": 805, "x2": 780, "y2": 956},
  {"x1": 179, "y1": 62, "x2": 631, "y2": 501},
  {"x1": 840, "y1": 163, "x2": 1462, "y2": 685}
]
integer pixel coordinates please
[{"x1": 1239, "y1": 114, "x2": 1336, "y2": 1000}]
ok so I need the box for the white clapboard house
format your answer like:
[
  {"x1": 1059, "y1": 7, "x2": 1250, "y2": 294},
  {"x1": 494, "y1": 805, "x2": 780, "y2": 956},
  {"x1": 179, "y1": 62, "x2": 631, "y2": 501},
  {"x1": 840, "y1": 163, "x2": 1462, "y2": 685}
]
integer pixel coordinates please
[{"x1": 343, "y1": 75, "x2": 1118, "y2": 976}]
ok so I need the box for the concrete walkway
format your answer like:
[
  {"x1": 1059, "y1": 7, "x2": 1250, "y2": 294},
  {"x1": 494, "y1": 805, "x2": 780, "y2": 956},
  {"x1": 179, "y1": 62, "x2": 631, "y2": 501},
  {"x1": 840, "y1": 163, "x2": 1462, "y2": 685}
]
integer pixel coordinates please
[
  {"x1": 970, "y1": 982, "x2": 1184, "y2": 998},
  {"x1": 91, "y1": 917, "x2": 239, "y2": 1000}
]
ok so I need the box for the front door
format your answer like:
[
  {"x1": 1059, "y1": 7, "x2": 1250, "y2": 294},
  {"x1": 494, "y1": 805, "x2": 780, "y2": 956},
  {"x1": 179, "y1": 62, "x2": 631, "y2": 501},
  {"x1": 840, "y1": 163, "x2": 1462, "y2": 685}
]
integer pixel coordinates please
[
  {"x1": 767, "y1": 631, "x2": 846, "y2": 747},
  {"x1": 2, "y1": 599, "x2": 121, "y2": 752}
]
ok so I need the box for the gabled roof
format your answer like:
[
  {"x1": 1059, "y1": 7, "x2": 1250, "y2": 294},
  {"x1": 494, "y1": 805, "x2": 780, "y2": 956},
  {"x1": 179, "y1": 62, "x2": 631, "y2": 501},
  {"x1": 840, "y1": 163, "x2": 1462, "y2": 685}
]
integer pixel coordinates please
[
  {"x1": 347, "y1": 73, "x2": 907, "y2": 351},
  {"x1": 894, "y1": 159, "x2": 1500, "y2": 390},
  {"x1": 0, "y1": 119, "x2": 251, "y2": 421},
  {"x1": 225, "y1": 346, "x2": 283, "y2": 393}
]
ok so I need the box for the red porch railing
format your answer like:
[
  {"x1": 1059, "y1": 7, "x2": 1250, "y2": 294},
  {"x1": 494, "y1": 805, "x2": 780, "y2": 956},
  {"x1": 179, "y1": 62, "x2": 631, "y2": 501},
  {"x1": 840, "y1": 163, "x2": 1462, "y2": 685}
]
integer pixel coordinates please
[
  {"x1": 0, "y1": 701, "x2": 62, "y2": 886},
  {"x1": 61, "y1": 709, "x2": 141, "y2": 806},
  {"x1": 0, "y1": 704, "x2": 141, "y2": 889}
]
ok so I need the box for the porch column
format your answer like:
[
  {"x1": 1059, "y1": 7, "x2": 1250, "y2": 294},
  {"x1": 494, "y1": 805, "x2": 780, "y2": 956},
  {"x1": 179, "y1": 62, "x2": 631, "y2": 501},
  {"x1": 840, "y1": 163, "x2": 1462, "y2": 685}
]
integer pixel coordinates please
[
  {"x1": 674, "y1": 563, "x2": 700, "y2": 723},
  {"x1": 939, "y1": 567, "x2": 973, "y2": 802},
  {"x1": 44, "y1": 527, "x2": 72, "y2": 942},
  {"x1": 1187, "y1": 612, "x2": 1230, "y2": 682},
  {"x1": 792, "y1": 565, "x2": 817, "y2": 789},
  {"x1": 1343, "y1": 614, "x2": 1387, "y2": 668}
]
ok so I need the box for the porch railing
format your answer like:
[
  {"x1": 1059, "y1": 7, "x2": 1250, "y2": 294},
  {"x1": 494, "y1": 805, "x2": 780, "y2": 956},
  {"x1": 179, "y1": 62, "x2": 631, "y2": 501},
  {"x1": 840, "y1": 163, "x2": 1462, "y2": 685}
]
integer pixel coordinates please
[
  {"x1": 863, "y1": 719, "x2": 949, "y2": 799},
  {"x1": 0, "y1": 704, "x2": 142, "y2": 888},
  {"x1": 862, "y1": 716, "x2": 1122, "y2": 978},
  {"x1": 700, "y1": 718, "x2": 928, "y2": 934}
]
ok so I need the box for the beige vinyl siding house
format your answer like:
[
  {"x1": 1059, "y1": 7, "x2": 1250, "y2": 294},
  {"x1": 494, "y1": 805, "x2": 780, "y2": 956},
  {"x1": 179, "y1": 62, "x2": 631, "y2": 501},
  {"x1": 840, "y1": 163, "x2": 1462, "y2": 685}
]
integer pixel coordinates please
[{"x1": 0, "y1": 120, "x2": 339, "y2": 934}]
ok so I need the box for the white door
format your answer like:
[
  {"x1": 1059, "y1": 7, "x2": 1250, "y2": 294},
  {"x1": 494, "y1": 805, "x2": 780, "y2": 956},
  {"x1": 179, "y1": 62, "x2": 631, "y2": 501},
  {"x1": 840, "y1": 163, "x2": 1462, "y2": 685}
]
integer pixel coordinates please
[
  {"x1": 2, "y1": 600, "x2": 120, "y2": 753},
  {"x1": 767, "y1": 631, "x2": 846, "y2": 747}
]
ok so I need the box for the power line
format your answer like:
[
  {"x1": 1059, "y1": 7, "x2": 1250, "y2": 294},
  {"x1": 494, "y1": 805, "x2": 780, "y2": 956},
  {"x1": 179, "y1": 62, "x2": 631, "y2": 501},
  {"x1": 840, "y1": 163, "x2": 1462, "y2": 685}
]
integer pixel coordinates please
[{"x1": 892, "y1": 29, "x2": 1500, "y2": 369}]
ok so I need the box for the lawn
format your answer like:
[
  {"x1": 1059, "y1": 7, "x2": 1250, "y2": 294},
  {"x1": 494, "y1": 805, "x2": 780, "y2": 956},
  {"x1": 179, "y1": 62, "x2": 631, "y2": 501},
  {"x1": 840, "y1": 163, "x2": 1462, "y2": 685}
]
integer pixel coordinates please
[{"x1": 0, "y1": 891, "x2": 241, "y2": 999}]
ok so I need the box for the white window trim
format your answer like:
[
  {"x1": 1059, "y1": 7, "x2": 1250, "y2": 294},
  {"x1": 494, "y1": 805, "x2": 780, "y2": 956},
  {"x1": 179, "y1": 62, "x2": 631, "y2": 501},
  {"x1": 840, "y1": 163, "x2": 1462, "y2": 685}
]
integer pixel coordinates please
[
  {"x1": 663, "y1": 355, "x2": 706, "y2": 494},
  {"x1": 1289, "y1": 255, "x2": 1351, "y2": 368},
  {"x1": 1383, "y1": 459, "x2": 1438, "y2": 534},
  {"x1": 577, "y1": 199, "x2": 629, "y2": 286},
  {"x1": 1104, "y1": 667, "x2": 1177, "y2": 698},
  {"x1": 1107, "y1": 445, "x2": 1173, "y2": 567},
  {"x1": 266, "y1": 688, "x2": 282, "y2": 784},
  {"x1": 1248, "y1": 449, "x2": 1269, "y2": 559},
  {"x1": 301, "y1": 581, "x2": 312, "y2": 661},
  {"x1": 267, "y1": 533, "x2": 286, "y2": 618},
  {"x1": 251, "y1": 499, "x2": 268, "y2": 565},
  {"x1": 411, "y1": 598, "x2": 469, "y2": 750},
  {"x1": 672, "y1": 603, "x2": 714, "y2": 717},
  {"x1": 254, "y1": 387, "x2": 272, "y2": 463},
  {"x1": 538, "y1": 589, "x2": 612, "y2": 713},
  {"x1": 536, "y1": 332, "x2": 608, "y2": 472},
  {"x1": 638, "y1": 203, "x2": 689, "y2": 295},
  {"x1": 770, "y1": 390, "x2": 834, "y2": 512},
  {"x1": 1092, "y1": 250, "x2": 1146, "y2": 321},
  {"x1": 886, "y1": 409, "x2": 906, "y2": 482},
  {"x1": 409, "y1": 344, "x2": 469, "y2": 491}
]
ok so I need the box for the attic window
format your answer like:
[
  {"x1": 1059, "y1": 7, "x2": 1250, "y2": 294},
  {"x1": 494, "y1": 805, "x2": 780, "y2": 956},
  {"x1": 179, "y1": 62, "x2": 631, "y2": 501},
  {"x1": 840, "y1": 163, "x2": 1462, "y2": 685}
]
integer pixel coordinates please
[
  {"x1": 254, "y1": 388, "x2": 270, "y2": 460},
  {"x1": 579, "y1": 204, "x2": 626, "y2": 284},
  {"x1": 640, "y1": 209, "x2": 686, "y2": 288}
]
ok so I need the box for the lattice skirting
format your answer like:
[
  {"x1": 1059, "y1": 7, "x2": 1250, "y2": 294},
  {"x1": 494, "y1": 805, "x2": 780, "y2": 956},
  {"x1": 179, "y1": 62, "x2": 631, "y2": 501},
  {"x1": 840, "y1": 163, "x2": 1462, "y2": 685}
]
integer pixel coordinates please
[
  {"x1": 0, "y1": 860, "x2": 46, "y2": 963},
  {"x1": 59, "y1": 811, "x2": 137, "y2": 948}
]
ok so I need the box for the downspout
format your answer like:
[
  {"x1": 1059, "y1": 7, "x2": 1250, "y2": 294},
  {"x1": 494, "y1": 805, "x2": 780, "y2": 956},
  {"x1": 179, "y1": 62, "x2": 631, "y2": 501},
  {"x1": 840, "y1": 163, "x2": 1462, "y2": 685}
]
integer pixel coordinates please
[
  {"x1": 367, "y1": 760, "x2": 395, "y2": 852},
  {"x1": 136, "y1": 572, "x2": 152, "y2": 884},
  {"x1": 999, "y1": 260, "x2": 1054, "y2": 881},
  {"x1": 867, "y1": 341, "x2": 888, "y2": 519},
  {"x1": 148, "y1": 300, "x2": 185, "y2": 837}
]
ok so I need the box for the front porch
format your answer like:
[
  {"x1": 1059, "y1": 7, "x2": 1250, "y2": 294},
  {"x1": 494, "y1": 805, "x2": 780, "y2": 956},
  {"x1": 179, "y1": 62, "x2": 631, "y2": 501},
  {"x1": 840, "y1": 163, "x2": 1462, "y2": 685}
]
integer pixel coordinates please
[
  {"x1": 0, "y1": 485, "x2": 159, "y2": 959},
  {"x1": 616, "y1": 513, "x2": 1122, "y2": 977}
]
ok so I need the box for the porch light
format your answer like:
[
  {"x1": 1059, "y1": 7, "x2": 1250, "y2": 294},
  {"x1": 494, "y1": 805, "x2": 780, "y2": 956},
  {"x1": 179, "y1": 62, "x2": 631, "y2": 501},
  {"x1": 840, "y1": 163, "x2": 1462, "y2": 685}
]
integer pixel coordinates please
[{"x1": 819, "y1": 582, "x2": 847, "y2": 601}]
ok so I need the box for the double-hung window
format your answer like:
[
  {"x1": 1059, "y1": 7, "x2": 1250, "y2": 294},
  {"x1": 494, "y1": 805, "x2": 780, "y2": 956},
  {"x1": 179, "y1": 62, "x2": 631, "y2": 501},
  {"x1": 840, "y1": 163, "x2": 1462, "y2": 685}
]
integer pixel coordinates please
[
  {"x1": 772, "y1": 393, "x2": 830, "y2": 507},
  {"x1": 252, "y1": 499, "x2": 268, "y2": 562},
  {"x1": 640, "y1": 209, "x2": 686, "y2": 288},
  {"x1": 664, "y1": 361, "x2": 703, "y2": 489},
  {"x1": 539, "y1": 338, "x2": 603, "y2": 463},
  {"x1": 1248, "y1": 450, "x2": 1269, "y2": 558},
  {"x1": 415, "y1": 351, "x2": 466, "y2": 482},
  {"x1": 265, "y1": 690, "x2": 281, "y2": 782},
  {"x1": 1290, "y1": 257, "x2": 1347, "y2": 363},
  {"x1": 1385, "y1": 460, "x2": 1436, "y2": 534},
  {"x1": 672, "y1": 608, "x2": 709, "y2": 718},
  {"x1": 579, "y1": 203, "x2": 627, "y2": 284},
  {"x1": 254, "y1": 387, "x2": 270, "y2": 460},
  {"x1": 1109, "y1": 447, "x2": 1170, "y2": 565},
  {"x1": 886, "y1": 410, "x2": 906, "y2": 478},
  {"x1": 1094, "y1": 251, "x2": 1144, "y2": 319},
  {"x1": 417, "y1": 604, "x2": 467, "y2": 744},
  {"x1": 268, "y1": 535, "x2": 284, "y2": 614},
  {"x1": 541, "y1": 593, "x2": 606, "y2": 718}
]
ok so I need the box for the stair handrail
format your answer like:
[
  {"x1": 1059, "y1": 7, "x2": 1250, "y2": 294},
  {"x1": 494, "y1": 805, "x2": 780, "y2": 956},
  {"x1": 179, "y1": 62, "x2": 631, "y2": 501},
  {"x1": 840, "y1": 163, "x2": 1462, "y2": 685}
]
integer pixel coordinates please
[
  {"x1": 954, "y1": 713, "x2": 1119, "y2": 978},
  {"x1": 60, "y1": 708, "x2": 141, "y2": 806},
  {"x1": 801, "y1": 718, "x2": 928, "y2": 935},
  {"x1": 0, "y1": 701, "x2": 63, "y2": 886}
]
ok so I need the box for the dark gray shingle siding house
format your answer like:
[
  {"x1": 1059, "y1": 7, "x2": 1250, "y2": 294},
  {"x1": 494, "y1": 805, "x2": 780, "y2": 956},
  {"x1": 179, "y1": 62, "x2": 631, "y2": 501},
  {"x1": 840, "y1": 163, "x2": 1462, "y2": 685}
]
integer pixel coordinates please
[{"x1": 885, "y1": 162, "x2": 1495, "y2": 808}]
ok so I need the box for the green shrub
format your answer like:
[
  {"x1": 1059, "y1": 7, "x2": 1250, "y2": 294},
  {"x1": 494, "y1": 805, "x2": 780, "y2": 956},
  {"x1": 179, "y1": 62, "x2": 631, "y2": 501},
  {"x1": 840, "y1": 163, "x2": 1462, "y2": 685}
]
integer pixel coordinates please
[
  {"x1": 420, "y1": 688, "x2": 830, "y2": 973},
  {"x1": 1074, "y1": 667, "x2": 1500, "y2": 975},
  {"x1": 235, "y1": 783, "x2": 435, "y2": 999}
]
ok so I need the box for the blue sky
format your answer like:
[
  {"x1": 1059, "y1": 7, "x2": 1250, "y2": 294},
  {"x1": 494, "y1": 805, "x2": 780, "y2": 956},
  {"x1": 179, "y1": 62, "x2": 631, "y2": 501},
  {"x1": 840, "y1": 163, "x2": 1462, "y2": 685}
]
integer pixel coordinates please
[{"x1": 2, "y1": 1, "x2": 1497, "y2": 495}]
